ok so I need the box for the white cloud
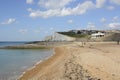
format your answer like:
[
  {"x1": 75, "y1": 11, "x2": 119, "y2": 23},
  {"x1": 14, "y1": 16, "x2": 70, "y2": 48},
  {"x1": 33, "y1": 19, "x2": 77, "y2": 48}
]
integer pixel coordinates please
[
  {"x1": 28, "y1": 1, "x2": 95, "y2": 18},
  {"x1": 106, "y1": 6, "x2": 115, "y2": 10},
  {"x1": 87, "y1": 22, "x2": 96, "y2": 30},
  {"x1": 101, "y1": 17, "x2": 106, "y2": 23},
  {"x1": 38, "y1": 0, "x2": 73, "y2": 9},
  {"x1": 68, "y1": 20, "x2": 73, "y2": 23},
  {"x1": 19, "y1": 29, "x2": 28, "y2": 34},
  {"x1": 96, "y1": 0, "x2": 106, "y2": 8},
  {"x1": 26, "y1": 0, "x2": 34, "y2": 4},
  {"x1": 26, "y1": 0, "x2": 120, "y2": 18},
  {"x1": 1, "y1": 18, "x2": 16, "y2": 25},
  {"x1": 110, "y1": 0, "x2": 120, "y2": 5},
  {"x1": 50, "y1": 27, "x2": 54, "y2": 30},
  {"x1": 34, "y1": 30, "x2": 40, "y2": 33},
  {"x1": 27, "y1": 8, "x2": 33, "y2": 12},
  {"x1": 108, "y1": 22, "x2": 120, "y2": 28},
  {"x1": 112, "y1": 16, "x2": 119, "y2": 22}
]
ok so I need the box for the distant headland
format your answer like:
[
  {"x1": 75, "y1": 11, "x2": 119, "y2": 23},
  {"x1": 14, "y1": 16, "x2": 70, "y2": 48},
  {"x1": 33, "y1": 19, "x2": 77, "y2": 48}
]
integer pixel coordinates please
[{"x1": 1, "y1": 29, "x2": 120, "y2": 49}]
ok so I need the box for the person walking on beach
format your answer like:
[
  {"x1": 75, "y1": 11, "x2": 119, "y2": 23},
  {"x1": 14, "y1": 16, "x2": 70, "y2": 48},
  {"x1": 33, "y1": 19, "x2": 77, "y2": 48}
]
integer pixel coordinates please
[
  {"x1": 117, "y1": 40, "x2": 119, "y2": 45},
  {"x1": 81, "y1": 41, "x2": 86, "y2": 47}
]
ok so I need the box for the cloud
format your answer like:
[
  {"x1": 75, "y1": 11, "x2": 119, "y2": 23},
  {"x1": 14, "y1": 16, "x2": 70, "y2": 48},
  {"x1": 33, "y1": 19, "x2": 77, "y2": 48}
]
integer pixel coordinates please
[
  {"x1": 38, "y1": 0, "x2": 73, "y2": 9},
  {"x1": 27, "y1": 8, "x2": 33, "y2": 12},
  {"x1": 50, "y1": 27, "x2": 54, "y2": 30},
  {"x1": 87, "y1": 22, "x2": 96, "y2": 30},
  {"x1": 106, "y1": 6, "x2": 115, "y2": 10},
  {"x1": 19, "y1": 29, "x2": 28, "y2": 34},
  {"x1": 96, "y1": 0, "x2": 106, "y2": 8},
  {"x1": 26, "y1": 0, "x2": 120, "y2": 18},
  {"x1": 110, "y1": 0, "x2": 120, "y2": 5},
  {"x1": 108, "y1": 22, "x2": 120, "y2": 28},
  {"x1": 100, "y1": 17, "x2": 106, "y2": 23},
  {"x1": 112, "y1": 16, "x2": 119, "y2": 22},
  {"x1": 26, "y1": 0, "x2": 34, "y2": 4},
  {"x1": 34, "y1": 30, "x2": 40, "y2": 33},
  {"x1": 1, "y1": 18, "x2": 16, "y2": 25},
  {"x1": 68, "y1": 19, "x2": 73, "y2": 23},
  {"x1": 28, "y1": 1, "x2": 95, "y2": 18}
]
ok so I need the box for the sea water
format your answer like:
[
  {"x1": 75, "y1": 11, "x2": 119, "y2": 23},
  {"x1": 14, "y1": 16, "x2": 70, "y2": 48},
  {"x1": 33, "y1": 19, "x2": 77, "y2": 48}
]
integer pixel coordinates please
[
  {"x1": 0, "y1": 42, "x2": 53, "y2": 80},
  {"x1": 0, "y1": 42, "x2": 25, "y2": 47}
]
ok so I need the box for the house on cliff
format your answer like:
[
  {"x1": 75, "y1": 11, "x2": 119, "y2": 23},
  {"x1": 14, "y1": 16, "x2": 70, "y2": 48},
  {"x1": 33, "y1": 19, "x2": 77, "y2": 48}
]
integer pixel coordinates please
[{"x1": 91, "y1": 32, "x2": 105, "y2": 38}]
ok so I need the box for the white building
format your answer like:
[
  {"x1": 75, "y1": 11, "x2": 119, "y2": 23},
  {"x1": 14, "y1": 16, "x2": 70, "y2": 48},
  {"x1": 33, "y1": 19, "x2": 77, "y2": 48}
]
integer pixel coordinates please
[{"x1": 91, "y1": 32, "x2": 105, "y2": 38}]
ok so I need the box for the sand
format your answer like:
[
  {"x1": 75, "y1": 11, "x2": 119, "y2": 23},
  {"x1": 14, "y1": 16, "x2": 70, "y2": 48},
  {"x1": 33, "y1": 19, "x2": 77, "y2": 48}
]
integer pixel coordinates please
[{"x1": 18, "y1": 42, "x2": 120, "y2": 80}]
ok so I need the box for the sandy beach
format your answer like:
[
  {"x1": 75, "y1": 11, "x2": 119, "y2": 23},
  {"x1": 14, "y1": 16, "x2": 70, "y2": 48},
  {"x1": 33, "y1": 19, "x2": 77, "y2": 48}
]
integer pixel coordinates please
[{"x1": 19, "y1": 42, "x2": 120, "y2": 80}]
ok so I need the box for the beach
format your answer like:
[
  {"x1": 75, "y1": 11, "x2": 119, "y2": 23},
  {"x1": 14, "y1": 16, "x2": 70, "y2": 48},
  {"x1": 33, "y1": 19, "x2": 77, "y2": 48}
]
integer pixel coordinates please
[{"x1": 19, "y1": 42, "x2": 120, "y2": 80}]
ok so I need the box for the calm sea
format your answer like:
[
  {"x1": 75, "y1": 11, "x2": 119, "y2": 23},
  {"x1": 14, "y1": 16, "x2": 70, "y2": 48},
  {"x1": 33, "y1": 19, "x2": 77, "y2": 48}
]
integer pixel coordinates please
[
  {"x1": 0, "y1": 42, "x2": 26, "y2": 47},
  {"x1": 0, "y1": 42, "x2": 53, "y2": 80}
]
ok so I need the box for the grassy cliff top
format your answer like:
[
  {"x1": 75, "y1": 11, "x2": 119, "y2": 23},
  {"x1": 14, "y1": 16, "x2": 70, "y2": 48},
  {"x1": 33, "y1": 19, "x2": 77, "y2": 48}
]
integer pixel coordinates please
[{"x1": 58, "y1": 32, "x2": 89, "y2": 38}]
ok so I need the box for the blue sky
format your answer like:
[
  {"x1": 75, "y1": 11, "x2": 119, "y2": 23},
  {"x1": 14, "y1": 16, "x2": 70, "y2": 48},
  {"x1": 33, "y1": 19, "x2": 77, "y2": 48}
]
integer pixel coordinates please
[{"x1": 0, "y1": 0, "x2": 120, "y2": 41}]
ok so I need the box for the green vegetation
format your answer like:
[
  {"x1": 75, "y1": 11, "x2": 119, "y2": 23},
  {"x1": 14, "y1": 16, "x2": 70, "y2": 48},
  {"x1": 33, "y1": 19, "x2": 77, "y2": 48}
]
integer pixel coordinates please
[{"x1": 58, "y1": 32, "x2": 89, "y2": 38}]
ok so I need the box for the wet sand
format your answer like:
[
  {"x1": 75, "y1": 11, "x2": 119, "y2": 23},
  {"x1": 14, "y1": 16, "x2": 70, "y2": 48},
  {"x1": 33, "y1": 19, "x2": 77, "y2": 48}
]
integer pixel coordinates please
[{"x1": 19, "y1": 42, "x2": 120, "y2": 80}]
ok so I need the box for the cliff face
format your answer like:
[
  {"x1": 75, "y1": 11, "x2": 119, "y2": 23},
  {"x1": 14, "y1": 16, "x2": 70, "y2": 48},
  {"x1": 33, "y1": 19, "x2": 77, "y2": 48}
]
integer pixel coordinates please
[
  {"x1": 44, "y1": 31, "x2": 120, "y2": 42},
  {"x1": 44, "y1": 32, "x2": 75, "y2": 41},
  {"x1": 52, "y1": 32, "x2": 76, "y2": 41}
]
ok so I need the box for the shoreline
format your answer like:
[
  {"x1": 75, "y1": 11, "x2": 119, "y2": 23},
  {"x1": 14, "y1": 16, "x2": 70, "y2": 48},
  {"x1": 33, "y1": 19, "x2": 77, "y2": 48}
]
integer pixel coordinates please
[
  {"x1": 18, "y1": 46, "x2": 66, "y2": 80},
  {"x1": 17, "y1": 48, "x2": 55, "y2": 80},
  {"x1": 19, "y1": 42, "x2": 120, "y2": 80}
]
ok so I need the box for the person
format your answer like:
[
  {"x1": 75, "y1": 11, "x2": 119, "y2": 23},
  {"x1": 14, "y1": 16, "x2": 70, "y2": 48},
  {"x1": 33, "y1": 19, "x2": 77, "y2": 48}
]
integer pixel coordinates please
[
  {"x1": 81, "y1": 41, "x2": 86, "y2": 47},
  {"x1": 117, "y1": 40, "x2": 119, "y2": 45}
]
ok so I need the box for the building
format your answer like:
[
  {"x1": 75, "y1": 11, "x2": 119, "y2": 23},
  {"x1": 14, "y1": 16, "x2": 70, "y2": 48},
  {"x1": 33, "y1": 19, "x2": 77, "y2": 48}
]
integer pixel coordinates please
[
  {"x1": 91, "y1": 32, "x2": 105, "y2": 38},
  {"x1": 69, "y1": 30, "x2": 105, "y2": 35}
]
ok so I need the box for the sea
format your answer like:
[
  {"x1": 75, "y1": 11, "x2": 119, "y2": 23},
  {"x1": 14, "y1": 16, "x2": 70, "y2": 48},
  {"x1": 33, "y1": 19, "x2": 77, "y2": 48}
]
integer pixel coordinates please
[{"x1": 0, "y1": 42, "x2": 53, "y2": 80}]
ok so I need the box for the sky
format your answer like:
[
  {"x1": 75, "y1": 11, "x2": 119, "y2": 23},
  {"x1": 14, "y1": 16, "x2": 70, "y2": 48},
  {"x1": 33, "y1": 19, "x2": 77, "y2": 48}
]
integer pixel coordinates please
[{"x1": 0, "y1": 0, "x2": 120, "y2": 41}]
